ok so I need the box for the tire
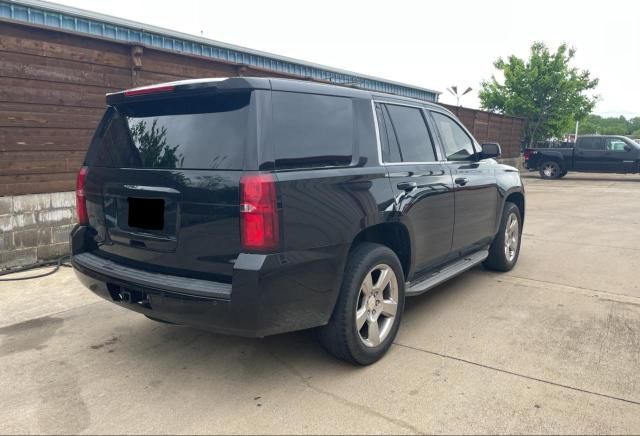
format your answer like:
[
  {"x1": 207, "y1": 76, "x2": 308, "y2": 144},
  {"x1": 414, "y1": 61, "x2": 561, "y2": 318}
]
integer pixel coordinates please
[
  {"x1": 318, "y1": 242, "x2": 405, "y2": 365},
  {"x1": 483, "y1": 202, "x2": 522, "y2": 272},
  {"x1": 539, "y1": 161, "x2": 562, "y2": 179}
]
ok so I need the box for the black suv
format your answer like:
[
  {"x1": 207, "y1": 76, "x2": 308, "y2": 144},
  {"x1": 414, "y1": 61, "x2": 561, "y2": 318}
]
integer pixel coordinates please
[{"x1": 71, "y1": 77, "x2": 525, "y2": 364}]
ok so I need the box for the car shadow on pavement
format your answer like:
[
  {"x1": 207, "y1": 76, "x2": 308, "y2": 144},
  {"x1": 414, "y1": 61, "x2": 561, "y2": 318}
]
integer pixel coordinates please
[
  {"x1": 102, "y1": 311, "x2": 359, "y2": 379},
  {"x1": 73, "y1": 267, "x2": 487, "y2": 389}
]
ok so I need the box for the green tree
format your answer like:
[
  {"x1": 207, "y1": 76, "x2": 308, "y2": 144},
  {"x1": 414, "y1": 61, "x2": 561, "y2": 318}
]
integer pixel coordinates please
[
  {"x1": 479, "y1": 42, "x2": 598, "y2": 147},
  {"x1": 130, "y1": 119, "x2": 184, "y2": 169},
  {"x1": 577, "y1": 114, "x2": 640, "y2": 136},
  {"x1": 629, "y1": 117, "x2": 640, "y2": 137}
]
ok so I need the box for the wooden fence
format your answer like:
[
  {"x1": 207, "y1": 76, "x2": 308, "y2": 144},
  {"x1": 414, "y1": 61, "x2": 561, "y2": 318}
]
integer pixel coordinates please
[
  {"x1": 440, "y1": 104, "x2": 524, "y2": 159},
  {"x1": 0, "y1": 19, "x2": 523, "y2": 196}
]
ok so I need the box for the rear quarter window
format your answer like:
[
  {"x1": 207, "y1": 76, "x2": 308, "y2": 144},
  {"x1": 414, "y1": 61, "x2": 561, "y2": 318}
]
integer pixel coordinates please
[{"x1": 271, "y1": 92, "x2": 355, "y2": 169}]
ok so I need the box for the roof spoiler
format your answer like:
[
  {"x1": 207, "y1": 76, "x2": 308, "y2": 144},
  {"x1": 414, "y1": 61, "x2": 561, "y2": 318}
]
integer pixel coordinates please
[{"x1": 105, "y1": 77, "x2": 270, "y2": 105}]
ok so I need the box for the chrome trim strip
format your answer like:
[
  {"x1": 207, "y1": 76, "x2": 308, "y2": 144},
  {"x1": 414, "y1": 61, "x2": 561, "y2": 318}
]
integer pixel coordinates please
[
  {"x1": 371, "y1": 99, "x2": 384, "y2": 166},
  {"x1": 122, "y1": 185, "x2": 180, "y2": 194},
  {"x1": 374, "y1": 99, "x2": 430, "y2": 109}
]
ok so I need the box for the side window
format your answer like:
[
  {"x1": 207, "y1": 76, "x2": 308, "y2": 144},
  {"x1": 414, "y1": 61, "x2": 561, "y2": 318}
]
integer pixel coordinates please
[
  {"x1": 578, "y1": 137, "x2": 605, "y2": 150},
  {"x1": 606, "y1": 138, "x2": 628, "y2": 152},
  {"x1": 272, "y1": 92, "x2": 354, "y2": 169},
  {"x1": 431, "y1": 112, "x2": 476, "y2": 161},
  {"x1": 381, "y1": 104, "x2": 436, "y2": 163}
]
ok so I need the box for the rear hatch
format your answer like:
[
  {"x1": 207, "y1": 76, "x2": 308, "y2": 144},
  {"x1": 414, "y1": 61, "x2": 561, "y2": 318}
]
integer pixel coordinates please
[{"x1": 84, "y1": 86, "x2": 261, "y2": 282}]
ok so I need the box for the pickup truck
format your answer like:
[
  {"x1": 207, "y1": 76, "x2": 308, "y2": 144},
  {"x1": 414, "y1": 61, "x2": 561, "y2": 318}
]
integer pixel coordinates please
[{"x1": 524, "y1": 135, "x2": 640, "y2": 179}]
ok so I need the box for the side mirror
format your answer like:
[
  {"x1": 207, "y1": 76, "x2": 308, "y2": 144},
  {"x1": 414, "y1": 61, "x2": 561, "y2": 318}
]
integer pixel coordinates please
[
  {"x1": 624, "y1": 144, "x2": 632, "y2": 152},
  {"x1": 480, "y1": 143, "x2": 501, "y2": 159}
]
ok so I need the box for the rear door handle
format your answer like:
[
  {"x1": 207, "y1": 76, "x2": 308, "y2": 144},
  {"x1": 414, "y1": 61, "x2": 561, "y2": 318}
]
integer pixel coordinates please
[
  {"x1": 455, "y1": 177, "x2": 469, "y2": 186},
  {"x1": 397, "y1": 181, "x2": 417, "y2": 192}
]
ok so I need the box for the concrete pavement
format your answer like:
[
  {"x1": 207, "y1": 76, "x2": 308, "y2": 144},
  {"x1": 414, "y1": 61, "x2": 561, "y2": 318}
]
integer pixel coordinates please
[{"x1": 1, "y1": 172, "x2": 639, "y2": 434}]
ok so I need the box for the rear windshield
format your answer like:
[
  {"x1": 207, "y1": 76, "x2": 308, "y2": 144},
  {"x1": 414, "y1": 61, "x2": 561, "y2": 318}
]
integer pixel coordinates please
[{"x1": 88, "y1": 93, "x2": 251, "y2": 170}]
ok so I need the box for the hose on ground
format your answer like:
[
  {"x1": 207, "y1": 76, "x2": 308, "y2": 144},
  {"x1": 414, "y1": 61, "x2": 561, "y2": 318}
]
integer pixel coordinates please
[{"x1": 0, "y1": 255, "x2": 72, "y2": 282}]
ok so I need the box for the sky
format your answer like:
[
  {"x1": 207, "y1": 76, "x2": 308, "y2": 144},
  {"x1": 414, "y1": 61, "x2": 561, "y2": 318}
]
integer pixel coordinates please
[{"x1": 54, "y1": 0, "x2": 640, "y2": 118}]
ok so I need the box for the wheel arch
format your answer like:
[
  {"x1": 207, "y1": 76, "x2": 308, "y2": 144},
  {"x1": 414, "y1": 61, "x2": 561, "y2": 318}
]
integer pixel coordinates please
[
  {"x1": 348, "y1": 222, "x2": 412, "y2": 280},
  {"x1": 504, "y1": 191, "x2": 525, "y2": 225},
  {"x1": 494, "y1": 187, "x2": 525, "y2": 234},
  {"x1": 538, "y1": 153, "x2": 566, "y2": 171}
]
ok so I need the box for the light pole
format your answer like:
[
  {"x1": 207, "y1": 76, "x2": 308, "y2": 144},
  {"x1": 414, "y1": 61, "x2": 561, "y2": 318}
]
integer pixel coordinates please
[{"x1": 447, "y1": 85, "x2": 473, "y2": 106}]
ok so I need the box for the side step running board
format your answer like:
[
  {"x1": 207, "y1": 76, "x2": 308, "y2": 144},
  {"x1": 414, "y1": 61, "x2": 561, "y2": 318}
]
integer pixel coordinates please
[{"x1": 405, "y1": 250, "x2": 488, "y2": 297}]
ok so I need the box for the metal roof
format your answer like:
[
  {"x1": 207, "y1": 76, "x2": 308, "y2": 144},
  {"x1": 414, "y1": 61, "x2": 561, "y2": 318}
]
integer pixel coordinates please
[{"x1": 0, "y1": 0, "x2": 441, "y2": 102}]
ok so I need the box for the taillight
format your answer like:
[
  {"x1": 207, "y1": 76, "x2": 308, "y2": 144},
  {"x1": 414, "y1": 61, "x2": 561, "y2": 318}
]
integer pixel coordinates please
[
  {"x1": 523, "y1": 149, "x2": 533, "y2": 160},
  {"x1": 76, "y1": 166, "x2": 88, "y2": 225},
  {"x1": 124, "y1": 84, "x2": 174, "y2": 97},
  {"x1": 240, "y1": 174, "x2": 279, "y2": 252}
]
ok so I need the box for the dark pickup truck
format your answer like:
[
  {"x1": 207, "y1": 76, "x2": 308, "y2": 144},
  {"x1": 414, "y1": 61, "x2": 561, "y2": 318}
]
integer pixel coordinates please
[{"x1": 524, "y1": 135, "x2": 640, "y2": 179}]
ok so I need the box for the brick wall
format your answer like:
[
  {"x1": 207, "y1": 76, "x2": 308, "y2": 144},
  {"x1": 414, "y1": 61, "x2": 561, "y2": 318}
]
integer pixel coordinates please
[{"x1": 0, "y1": 192, "x2": 75, "y2": 269}]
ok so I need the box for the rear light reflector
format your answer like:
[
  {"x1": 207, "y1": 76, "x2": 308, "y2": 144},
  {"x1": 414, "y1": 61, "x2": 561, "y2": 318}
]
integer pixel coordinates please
[
  {"x1": 240, "y1": 174, "x2": 279, "y2": 252},
  {"x1": 76, "y1": 166, "x2": 89, "y2": 225},
  {"x1": 124, "y1": 85, "x2": 175, "y2": 97}
]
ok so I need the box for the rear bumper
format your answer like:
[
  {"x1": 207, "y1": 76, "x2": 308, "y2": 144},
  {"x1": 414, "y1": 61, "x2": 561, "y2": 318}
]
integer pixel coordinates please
[
  {"x1": 73, "y1": 252, "x2": 233, "y2": 300},
  {"x1": 71, "y1": 227, "x2": 346, "y2": 337}
]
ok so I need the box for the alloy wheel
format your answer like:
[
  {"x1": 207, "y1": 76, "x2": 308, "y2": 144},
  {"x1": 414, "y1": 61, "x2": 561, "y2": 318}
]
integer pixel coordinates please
[
  {"x1": 355, "y1": 264, "x2": 399, "y2": 347},
  {"x1": 504, "y1": 213, "x2": 519, "y2": 262},
  {"x1": 542, "y1": 163, "x2": 559, "y2": 178}
]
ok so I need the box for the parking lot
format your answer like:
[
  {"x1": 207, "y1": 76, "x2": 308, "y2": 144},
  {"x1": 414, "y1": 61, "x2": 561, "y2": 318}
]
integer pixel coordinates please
[{"x1": 1, "y1": 172, "x2": 639, "y2": 434}]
